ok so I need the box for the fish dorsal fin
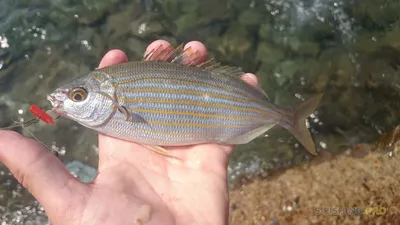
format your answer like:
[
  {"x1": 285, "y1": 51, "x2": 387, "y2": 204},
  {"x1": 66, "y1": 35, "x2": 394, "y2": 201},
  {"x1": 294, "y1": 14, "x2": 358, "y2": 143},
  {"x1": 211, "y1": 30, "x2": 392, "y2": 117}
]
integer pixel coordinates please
[
  {"x1": 143, "y1": 43, "x2": 269, "y2": 100},
  {"x1": 197, "y1": 58, "x2": 270, "y2": 100},
  {"x1": 143, "y1": 43, "x2": 244, "y2": 76},
  {"x1": 197, "y1": 58, "x2": 245, "y2": 78},
  {"x1": 143, "y1": 43, "x2": 210, "y2": 67},
  {"x1": 143, "y1": 43, "x2": 203, "y2": 65},
  {"x1": 256, "y1": 87, "x2": 270, "y2": 100}
]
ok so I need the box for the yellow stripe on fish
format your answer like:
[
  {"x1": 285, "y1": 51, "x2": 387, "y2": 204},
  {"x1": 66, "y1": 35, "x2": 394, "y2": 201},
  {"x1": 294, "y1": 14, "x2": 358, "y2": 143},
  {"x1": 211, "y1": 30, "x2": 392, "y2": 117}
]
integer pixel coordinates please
[
  {"x1": 145, "y1": 120, "x2": 249, "y2": 128},
  {"x1": 133, "y1": 108, "x2": 267, "y2": 121},
  {"x1": 118, "y1": 97, "x2": 280, "y2": 119},
  {"x1": 117, "y1": 87, "x2": 251, "y2": 103},
  {"x1": 116, "y1": 75, "x2": 257, "y2": 102}
]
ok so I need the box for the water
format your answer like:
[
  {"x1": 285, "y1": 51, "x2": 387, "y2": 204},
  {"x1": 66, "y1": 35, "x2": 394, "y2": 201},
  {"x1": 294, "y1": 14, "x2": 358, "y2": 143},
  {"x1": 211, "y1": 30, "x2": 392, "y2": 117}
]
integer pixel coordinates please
[{"x1": 1, "y1": 0, "x2": 400, "y2": 223}]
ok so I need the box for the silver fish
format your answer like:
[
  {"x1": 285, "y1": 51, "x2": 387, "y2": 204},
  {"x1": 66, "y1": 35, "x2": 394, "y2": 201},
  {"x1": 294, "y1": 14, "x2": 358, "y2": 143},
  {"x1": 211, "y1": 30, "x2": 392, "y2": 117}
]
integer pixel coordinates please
[{"x1": 47, "y1": 45, "x2": 323, "y2": 156}]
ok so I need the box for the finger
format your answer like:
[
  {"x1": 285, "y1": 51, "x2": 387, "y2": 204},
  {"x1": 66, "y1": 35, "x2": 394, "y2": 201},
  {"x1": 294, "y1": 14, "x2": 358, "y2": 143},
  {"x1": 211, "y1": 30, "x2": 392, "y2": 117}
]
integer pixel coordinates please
[
  {"x1": 183, "y1": 41, "x2": 208, "y2": 65},
  {"x1": 144, "y1": 40, "x2": 173, "y2": 61},
  {"x1": 144, "y1": 40, "x2": 208, "y2": 65},
  {"x1": 99, "y1": 49, "x2": 128, "y2": 68},
  {"x1": 0, "y1": 131, "x2": 87, "y2": 214},
  {"x1": 241, "y1": 73, "x2": 259, "y2": 88}
]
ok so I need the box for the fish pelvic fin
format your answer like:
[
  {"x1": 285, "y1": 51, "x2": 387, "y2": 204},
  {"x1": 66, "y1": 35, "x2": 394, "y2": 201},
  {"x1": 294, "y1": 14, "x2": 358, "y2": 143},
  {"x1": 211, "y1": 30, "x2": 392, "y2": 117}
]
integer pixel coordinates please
[
  {"x1": 141, "y1": 144, "x2": 181, "y2": 160},
  {"x1": 285, "y1": 93, "x2": 323, "y2": 155}
]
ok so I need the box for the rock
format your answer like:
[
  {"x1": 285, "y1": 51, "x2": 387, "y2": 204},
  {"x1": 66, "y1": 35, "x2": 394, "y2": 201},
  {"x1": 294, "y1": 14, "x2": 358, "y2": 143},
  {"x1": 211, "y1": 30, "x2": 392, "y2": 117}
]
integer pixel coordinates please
[
  {"x1": 197, "y1": 0, "x2": 229, "y2": 24},
  {"x1": 258, "y1": 23, "x2": 274, "y2": 40},
  {"x1": 65, "y1": 160, "x2": 98, "y2": 183},
  {"x1": 174, "y1": 13, "x2": 198, "y2": 36},
  {"x1": 131, "y1": 15, "x2": 166, "y2": 38},
  {"x1": 239, "y1": 9, "x2": 263, "y2": 26},
  {"x1": 106, "y1": 3, "x2": 143, "y2": 41},
  {"x1": 273, "y1": 60, "x2": 299, "y2": 86},
  {"x1": 126, "y1": 37, "x2": 148, "y2": 59},
  {"x1": 298, "y1": 42, "x2": 320, "y2": 57},
  {"x1": 0, "y1": 102, "x2": 14, "y2": 128},
  {"x1": 256, "y1": 42, "x2": 284, "y2": 64},
  {"x1": 206, "y1": 22, "x2": 253, "y2": 63}
]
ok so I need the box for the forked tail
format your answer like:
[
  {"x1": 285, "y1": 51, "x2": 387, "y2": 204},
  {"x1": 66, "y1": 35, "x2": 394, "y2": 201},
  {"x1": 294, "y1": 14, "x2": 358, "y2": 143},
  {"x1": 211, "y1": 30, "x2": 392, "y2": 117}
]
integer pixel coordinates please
[{"x1": 285, "y1": 93, "x2": 323, "y2": 155}]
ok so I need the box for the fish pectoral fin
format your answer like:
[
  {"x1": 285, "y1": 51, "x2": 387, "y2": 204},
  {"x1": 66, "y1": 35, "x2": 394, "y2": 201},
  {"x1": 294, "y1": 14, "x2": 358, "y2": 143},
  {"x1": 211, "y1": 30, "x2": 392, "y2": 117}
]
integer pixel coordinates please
[
  {"x1": 141, "y1": 144, "x2": 175, "y2": 157},
  {"x1": 117, "y1": 105, "x2": 150, "y2": 125},
  {"x1": 130, "y1": 113, "x2": 149, "y2": 124},
  {"x1": 226, "y1": 123, "x2": 276, "y2": 145}
]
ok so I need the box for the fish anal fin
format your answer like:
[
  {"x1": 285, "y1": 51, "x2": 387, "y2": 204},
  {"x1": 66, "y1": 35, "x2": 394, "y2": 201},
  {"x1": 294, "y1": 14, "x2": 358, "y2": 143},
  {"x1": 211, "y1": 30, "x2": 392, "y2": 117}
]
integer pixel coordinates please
[{"x1": 225, "y1": 123, "x2": 276, "y2": 145}]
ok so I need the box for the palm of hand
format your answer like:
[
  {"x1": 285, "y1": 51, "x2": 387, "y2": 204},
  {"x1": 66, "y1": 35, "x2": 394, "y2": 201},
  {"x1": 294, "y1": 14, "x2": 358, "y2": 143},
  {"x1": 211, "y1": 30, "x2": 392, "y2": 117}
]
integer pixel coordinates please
[{"x1": 81, "y1": 136, "x2": 231, "y2": 225}]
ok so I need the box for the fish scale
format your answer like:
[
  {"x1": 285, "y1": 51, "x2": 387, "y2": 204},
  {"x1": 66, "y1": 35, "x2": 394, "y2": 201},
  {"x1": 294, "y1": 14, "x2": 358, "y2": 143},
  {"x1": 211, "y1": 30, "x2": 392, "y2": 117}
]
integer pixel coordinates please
[{"x1": 47, "y1": 45, "x2": 323, "y2": 156}]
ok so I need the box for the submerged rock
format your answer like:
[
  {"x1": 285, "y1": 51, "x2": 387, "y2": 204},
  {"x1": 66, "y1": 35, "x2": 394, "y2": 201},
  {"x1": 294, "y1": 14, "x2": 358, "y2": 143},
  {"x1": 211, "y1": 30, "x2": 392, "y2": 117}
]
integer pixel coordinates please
[{"x1": 65, "y1": 160, "x2": 97, "y2": 183}]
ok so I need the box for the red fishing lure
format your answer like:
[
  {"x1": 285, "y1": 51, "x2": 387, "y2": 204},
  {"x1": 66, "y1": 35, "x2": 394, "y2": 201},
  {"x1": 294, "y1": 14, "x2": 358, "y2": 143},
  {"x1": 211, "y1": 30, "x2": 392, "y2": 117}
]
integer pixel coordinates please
[{"x1": 29, "y1": 104, "x2": 55, "y2": 125}]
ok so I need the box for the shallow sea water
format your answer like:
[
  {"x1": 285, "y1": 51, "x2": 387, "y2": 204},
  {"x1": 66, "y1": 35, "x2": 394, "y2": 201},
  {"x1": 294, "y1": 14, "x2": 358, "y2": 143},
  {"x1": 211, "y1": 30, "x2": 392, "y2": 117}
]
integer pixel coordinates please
[{"x1": 1, "y1": 0, "x2": 400, "y2": 223}]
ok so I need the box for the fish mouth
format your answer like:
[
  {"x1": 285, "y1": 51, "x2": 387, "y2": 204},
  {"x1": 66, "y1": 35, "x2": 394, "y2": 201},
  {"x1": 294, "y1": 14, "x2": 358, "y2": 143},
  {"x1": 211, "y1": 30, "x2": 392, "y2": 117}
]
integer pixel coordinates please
[{"x1": 46, "y1": 94, "x2": 63, "y2": 110}]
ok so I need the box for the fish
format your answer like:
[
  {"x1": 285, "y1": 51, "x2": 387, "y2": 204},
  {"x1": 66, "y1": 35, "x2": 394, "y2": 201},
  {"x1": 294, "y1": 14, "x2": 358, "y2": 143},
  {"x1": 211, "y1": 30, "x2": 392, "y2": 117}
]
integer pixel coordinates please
[{"x1": 46, "y1": 44, "x2": 323, "y2": 156}]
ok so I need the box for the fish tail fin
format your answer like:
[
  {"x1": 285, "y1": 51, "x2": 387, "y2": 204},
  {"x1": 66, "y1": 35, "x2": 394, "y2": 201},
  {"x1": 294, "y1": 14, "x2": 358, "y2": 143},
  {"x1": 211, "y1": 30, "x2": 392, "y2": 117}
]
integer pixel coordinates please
[{"x1": 286, "y1": 93, "x2": 323, "y2": 155}]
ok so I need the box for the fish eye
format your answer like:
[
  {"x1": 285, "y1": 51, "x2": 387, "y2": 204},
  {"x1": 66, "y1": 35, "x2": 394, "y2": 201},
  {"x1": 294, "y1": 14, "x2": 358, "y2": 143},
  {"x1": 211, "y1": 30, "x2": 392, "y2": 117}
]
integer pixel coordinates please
[{"x1": 68, "y1": 87, "x2": 88, "y2": 102}]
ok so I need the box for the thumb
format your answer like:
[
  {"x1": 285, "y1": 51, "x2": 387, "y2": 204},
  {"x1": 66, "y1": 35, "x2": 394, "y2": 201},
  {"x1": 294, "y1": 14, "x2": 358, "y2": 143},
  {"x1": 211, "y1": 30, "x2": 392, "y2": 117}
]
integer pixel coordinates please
[{"x1": 0, "y1": 130, "x2": 87, "y2": 217}]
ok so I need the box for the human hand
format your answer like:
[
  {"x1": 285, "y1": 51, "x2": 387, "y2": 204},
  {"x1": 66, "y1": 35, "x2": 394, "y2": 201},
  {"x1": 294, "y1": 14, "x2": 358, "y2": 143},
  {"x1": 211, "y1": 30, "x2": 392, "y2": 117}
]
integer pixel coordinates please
[{"x1": 0, "y1": 40, "x2": 259, "y2": 225}]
